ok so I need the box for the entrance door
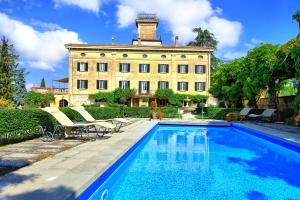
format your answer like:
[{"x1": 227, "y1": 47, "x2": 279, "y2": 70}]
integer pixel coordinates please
[
  {"x1": 59, "y1": 99, "x2": 68, "y2": 107},
  {"x1": 133, "y1": 98, "x2": 139, "y2": 107}
]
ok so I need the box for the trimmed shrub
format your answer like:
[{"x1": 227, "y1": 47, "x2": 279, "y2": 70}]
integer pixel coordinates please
[
  {"x1": 24, "y1": 92, "x2": 54, "y2": 107},
  {"x1": 60, "y1": 107, "x2": 84, "y2": 121},
  {"x1": 161, "y1": 107, "x2": 180, "y2": 118},
  {"x1": 207, "y1": 107, "x2": 241, "y2": 120},
  {"x1": 121, "y1": 107, "x2": 150, "y2": 118},
  {"x1": 0, "y1": 108, "x2": 58, "y2": 145},
  {"x1": 279, "y1": 108, "x2": 295, "y2": 122},
  {"x1": 85, "y1": 107, "x2": 120, "y2": 119},
  {"x1": 89, "y1": 92, "x2": 114, "y2": 103},
  {"x1": 0, "y1": 97, "x2": 14, "y2": 108}
]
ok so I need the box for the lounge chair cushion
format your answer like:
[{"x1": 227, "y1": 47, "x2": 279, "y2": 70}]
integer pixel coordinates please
[{"x1": 239, "y1": 108, "x2": 252, "y2": 116}]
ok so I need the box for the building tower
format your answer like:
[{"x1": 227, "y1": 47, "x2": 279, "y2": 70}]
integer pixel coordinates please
[{"x1": 133, "y1": 14, "x2": 162, "y2": 46}]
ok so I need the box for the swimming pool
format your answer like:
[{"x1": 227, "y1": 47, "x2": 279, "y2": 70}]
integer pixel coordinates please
[{"x1": 78, "y1": 124, "x2": 300, "y2": 200}]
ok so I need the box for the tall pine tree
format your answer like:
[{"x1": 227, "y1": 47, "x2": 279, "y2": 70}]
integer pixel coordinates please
[
  {"x1": 13, "y1": 65, "x2": 27, "y2": 106},
  {"x1": 0, "y1": 36, "x2": 18, "y2": 101}
]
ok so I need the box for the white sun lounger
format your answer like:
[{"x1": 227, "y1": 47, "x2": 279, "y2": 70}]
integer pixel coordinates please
[
  {"x1": 248, "y1": 109, "x2": 276, "y2": 121},
  {"x1": 71, "y1": 106, "x2": 129, "y2": 132},
  {"x1": 42, "y1": 107, "x2": 114, "y2": 139}
]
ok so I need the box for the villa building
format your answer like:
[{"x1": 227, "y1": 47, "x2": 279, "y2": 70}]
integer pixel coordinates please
[{"x1": 65, "y1": 14, "x2": 214, "y2": 107}]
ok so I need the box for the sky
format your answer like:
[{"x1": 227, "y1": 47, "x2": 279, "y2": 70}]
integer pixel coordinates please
[{"x1": 0, "y1": 0, "x2": 299, "y2": 90}]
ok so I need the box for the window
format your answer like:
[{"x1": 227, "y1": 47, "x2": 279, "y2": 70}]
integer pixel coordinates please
[
  {"x1": 139, "y1": 64, "x2": 150, "y2": 73},
  {"x1": 96, "y1": 80, "x2": 108, "y2": 90},
  {"x1": 119, "y1": 63, "x2": 130, "y2": 72},
  {"x1": 80, "y1": 53, "x2": 86, "y2": 57},
  {"x1": 195, "y1": 65, "x2": 206, "y2": 74},
  {"x1": 123, "y1": 53, "x2": 128, "y2": 58},
  {"x1": 178, "y1": 65, "x2": 188, "y2": 74},
  {"x1": 161, "y1": 54, "x2": 167, "y2": 59},
  {"x1": 177, "y1": 82, "x2": 188, "y2": 91},
  {"x1": 198, "y1": 55, "x2": 204, "y2": 60},
  {"x1": 77, "y1": 62, "x2": 88, "y2": 72},
  {"x1": 142, "y1": 54, "x2": 148, "y2": 58},
  {"x1": 158, "y1": 64, "x2": 169, "y2": 73},
  {"x1": 181, "y1": 55, "x2": 186, "y2": 59},
  {"x1": 195, "y1": 82, "x2": 206, "y2": 91},
  {"x1": 77, "y1": 80, "x2": 88, "y2": 89},
  {"x1": 97, "y1": 63, "x2": 108, "y2": 72},
  {"x1": 119, "y1": 81, "x2": 130, "y2": 89},
  {"x1": 100, "y1": 53, "x2": 105, "y2": 57},
  {"x1": 158, "y1": 81, "x2": 169, "y2": 89},
  {"x1": 139, "y1": 81, "x2": 150, "y2": 94}
]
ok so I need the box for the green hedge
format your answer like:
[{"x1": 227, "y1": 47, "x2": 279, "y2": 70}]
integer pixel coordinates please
[
  {"x1": 207, "y1": 107, "x2": 241, "y2": 120},
  {"x1": 121, "y1": 107, "x2": 151, "y2": 118},
  {"x1": 0, "y1": 109, "x2": 58, "y2": 145},
  {"x1": 60, "y1": 107, "x2": 84, "y2": 121},
  {"x1": 161, "y1": 107, "x2": 180, "y2": 118},
  {"x1": 85, "y1": 107, "x2": 121, "y2": 119}
]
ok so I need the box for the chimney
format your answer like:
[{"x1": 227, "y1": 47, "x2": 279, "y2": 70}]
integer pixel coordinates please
[
  {"x1": 138, "y1": 37, "x2": 141, "y2": 45},
  {"x1": 112, "y1": 36, "x2": 115, "y2": 45},
  {"x1": 175, "y1": 36, "x2": 179, "y2": 46}
]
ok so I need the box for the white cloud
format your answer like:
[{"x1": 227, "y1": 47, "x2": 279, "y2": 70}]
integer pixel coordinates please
[
  {"x1": 116, "y1": 0, "x2": 242, "y2": 48},
  {"x1": 53, "y1": 0, "x2": 102, "y2": 14},
  {"x1": 244, "y1": 38, "x2": 264, "y2": 48},
  {"x1": 222, "y1": 51, "x2": 246, "y2": 60},
  {"x1": 31, "y1": 19, "x2": 63, "y2": 31},
  {"x1": 0, "y1": 12, "x2": 83, "y2": 71},
  {"x1": 26, "y1": 83, "x2": 34, "y2": 91}
]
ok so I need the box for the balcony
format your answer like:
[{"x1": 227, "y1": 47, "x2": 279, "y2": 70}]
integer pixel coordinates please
[{"x1": 31, "y1": 86, "x2": 68, "y2": 95}]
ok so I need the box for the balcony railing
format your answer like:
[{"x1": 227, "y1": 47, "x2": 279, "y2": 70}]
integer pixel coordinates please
[{"x1": 31, "y1": 86, "x2": 68, "y2": 95}]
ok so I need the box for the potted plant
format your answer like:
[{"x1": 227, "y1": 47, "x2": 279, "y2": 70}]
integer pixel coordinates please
[
  {"x1": 225, "y1": 112, "x2": 234, "y2": 122},
  {"x1": 156, "y1": 110, "x2": 163, "y2": 120},
  {"x1": 142, "y1": 96, "x2": 150, "y2": 102}
]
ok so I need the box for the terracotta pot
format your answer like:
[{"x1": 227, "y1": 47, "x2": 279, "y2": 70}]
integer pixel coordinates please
[
  {"x1": 225, "y1": 112, "x2": 234, "y2": 122},
  {"x1": 238, "y1": 115, "x2": 245, "y2": 122}
]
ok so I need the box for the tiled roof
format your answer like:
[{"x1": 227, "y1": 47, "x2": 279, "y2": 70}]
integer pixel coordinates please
[{"x1": 65, "y1": 43, "x2": 213, "y2": 51}]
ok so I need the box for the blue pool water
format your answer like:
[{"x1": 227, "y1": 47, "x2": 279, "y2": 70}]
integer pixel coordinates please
[{"x1": 80, "y1": 125, "x2": 300, "y2": 200}]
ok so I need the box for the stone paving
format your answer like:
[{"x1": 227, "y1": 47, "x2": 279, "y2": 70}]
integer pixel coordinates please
[
  {"x1": 0, "y1": 138, "x2": 83, "y2": 175},
  {"x1": 253, "y1": 122, "x2": 300, "y2": 134},
  {"x1": 234, "y1": 122, "x2": 300, "y2": 147},
  {"x1": 0, "y1": 119, "x2": 157, "y2": 200}
]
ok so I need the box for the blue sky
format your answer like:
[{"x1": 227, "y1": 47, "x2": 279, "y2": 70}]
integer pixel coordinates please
[{"x1": 0, "y1": 0, "x2": 299, "y2": 89}]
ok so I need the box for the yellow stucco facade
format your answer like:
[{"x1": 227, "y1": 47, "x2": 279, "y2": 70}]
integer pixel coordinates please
[{"x1": 65, "y1": 14, "x2": 214, "y2": 107}]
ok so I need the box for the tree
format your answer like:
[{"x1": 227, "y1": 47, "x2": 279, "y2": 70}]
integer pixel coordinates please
[
  {"x1": 13, "y1": 65, "x2": 27, "y2": 106},
  {"x1": 243, "y1": 44, "x2": 279, "y2": 107},
  {"x1": 0, "y1": 36, "x2": 18, "y2": 101},
  {"x1": 188, "y1": 27, "x2": 218, "y2": 49},
  {"x1": 188, "y1": 27, "x2": 220, "y2": 70},
  {"x1": 40, "y1": 78, "x2": 46, "y2": 88},
  {"x1": 292, "y1": 10, "x2": 300, "y2": 38},
  {"x1": 209, "y1": 58, "x2": 245, "y2": 108}
]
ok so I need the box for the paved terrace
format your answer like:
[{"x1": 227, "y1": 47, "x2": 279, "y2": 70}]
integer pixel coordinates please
[{"x1": 0, "y1": 119, "x2": 158, "y2": 200}]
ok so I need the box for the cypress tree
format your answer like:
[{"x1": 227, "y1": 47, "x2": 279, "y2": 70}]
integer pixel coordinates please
[
  {"x1": 40, "y1": 78, "x2": 46, "y2": 88},
  {"x1": 0, "y1": 36, "x2": 18, "y2": 101}
]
